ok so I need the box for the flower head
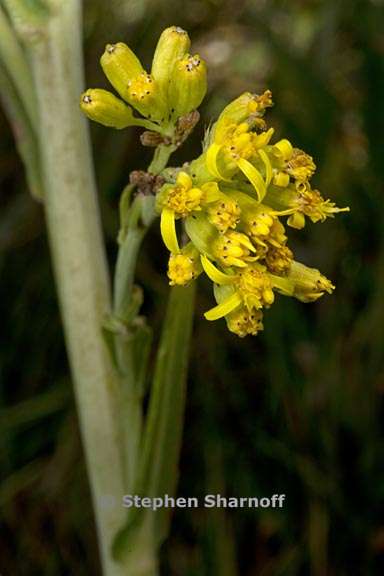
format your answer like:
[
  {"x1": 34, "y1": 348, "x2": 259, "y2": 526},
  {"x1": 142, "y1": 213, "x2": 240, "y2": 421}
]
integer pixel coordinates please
[{"x1": 81, "y1": 27, "x2": 349, "y2": 337}]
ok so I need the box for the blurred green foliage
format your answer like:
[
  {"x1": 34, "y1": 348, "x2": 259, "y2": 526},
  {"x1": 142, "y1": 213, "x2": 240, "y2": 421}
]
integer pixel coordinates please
[{"x1": 1, "y1": 0, "x2": 384, "y2": 574}]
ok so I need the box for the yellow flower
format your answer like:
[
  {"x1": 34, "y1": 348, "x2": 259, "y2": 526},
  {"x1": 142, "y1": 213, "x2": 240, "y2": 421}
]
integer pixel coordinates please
[
  {"x1": 287, "y1": 185, "x2": 350, "y2": 229},
  {"x1": 167, "y1": 243, "x2": 201, "y2": 285},
  {"x1": 286, "y1": 148, "x2": 316, "y2": 182},
  {"x1": 158, "y1": 174, "x2": 223, "y2": 254},
  {"x1": 126, "y1": 72, "x2": 168, "y2": 122},
  {"x1": 206, "y1": 196, "x2": 241, "y2": 233},
  {"x1": 163, "y1": 172, "x2": 204, "y2": 217},
  {"x1": 265, "y1": 244, "x2": 293, "y2": 275},
  {"x1": 200, "y1": 254, "x2": 334, "y2": 331},
  {"x1": 83, "y1": 37, "x2": 349, "y2": 339},
  {"x1": 226, "y1": 307, "x2": 264, "y2": 337},
  {"x1": 212, "y1": 230, "x2": 257, "y2": 268},
  {"x1": 213, "y1": 90, "x2": 273, "y2": 143},
  {"x1": 265, "y1": 182, "x2": 349, "y2": 230},
  {"x1": 200, "y1": 256, "x2": 293, "y2": 322}
]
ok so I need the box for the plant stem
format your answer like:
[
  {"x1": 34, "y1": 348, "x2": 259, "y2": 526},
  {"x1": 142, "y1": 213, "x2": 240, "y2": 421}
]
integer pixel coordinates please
[
  {"x1": 112, "y1": 144, "x2": 176, "y2": 492},
  {"x1": 17, "y1": 1, "x2": 127, "y2": 573},
  {"x1": 148, "y1": 143, "x2": 177, "y2": 174},
  {"x1": 0, "y1": 4, "x2": 39, "y2": 131}
]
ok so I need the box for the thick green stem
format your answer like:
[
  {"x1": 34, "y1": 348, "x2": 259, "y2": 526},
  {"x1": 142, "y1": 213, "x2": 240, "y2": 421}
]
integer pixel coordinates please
[{"x1": 16, "y1": 1, "x2": 127, "y2": 574}]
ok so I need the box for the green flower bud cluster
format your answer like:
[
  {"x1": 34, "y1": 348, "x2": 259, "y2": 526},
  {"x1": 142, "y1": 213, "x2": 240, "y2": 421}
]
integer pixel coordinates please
[{"x1": 80, "y1": 27, "x2": 207, "y2": 136}]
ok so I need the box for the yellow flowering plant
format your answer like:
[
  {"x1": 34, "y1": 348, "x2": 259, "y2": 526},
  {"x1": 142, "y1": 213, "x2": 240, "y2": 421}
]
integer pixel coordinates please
[
  {"x1": 0, "y1": 4, "x2": 349, "y2": 572},
  {"x1": 81, "y1": 27, "x2": 349, "y2": 339}
]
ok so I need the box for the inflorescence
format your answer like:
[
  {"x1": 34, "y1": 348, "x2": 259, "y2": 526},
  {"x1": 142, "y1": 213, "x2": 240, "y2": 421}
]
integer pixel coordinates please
[{"x1": 81, "y1": 26, "x2": 349, "y2": 338}]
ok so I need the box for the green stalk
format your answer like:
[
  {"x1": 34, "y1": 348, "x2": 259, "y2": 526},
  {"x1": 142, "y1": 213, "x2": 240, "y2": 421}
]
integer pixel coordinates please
[
  {"x1": 112, "y1": 143, "x2": 176, "y2": 493},
  {"x1": 113, "y1": 283, "x2": 196, "y2": 569},
  {"x1": 5, "y1": 1, "x2": 128, "y2": 573},
  {"x1": 112, "y1": 144, "x2": 196, "y2": 570},
  {"x1": 112, "y1": 193, "x2": 155, "y2": 492},
  {"x1": 0, "y1": 63, "x2": 43, "y2": 199},
  {"x1": 0, "y1": 3, "x2": 39, "y2": 131},
  {"x1": 140, "y1": 283, "x2": 196, "y2": 545}
]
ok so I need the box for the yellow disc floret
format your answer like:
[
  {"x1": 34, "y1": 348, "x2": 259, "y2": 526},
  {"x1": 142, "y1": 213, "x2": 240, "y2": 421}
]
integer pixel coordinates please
[
  {"x1": 265, "y1": 244, "x2": 293, "y2": 275},
  {"x1": 235, "y1": 264, "x2": 275, "y2": 310},
  {"x1": 243, "y1": 207, "x2": 276, "y2": 242},
  {"x1": 286, "y1": 148, "x2": 316, "y2": 182},
  {"x1": 163, "y1": 172, "x2": 204, "y2": 217},
  {"x1": 226, "y1": 307, "x2": 264, "y2": 337},
  {"x1": 207, "y1": 196, "x2": 241, "y2": 233},
  {"x1": 167, "y1": 242, "x2": 201, "y2": 285},
  {"x1": 127, "y1": 72, "x2": 167, "y2": 121},
  {"x1": 289, "y1": 185, "x2": 349, "y2": 225},
  {"x1": 213, "y1": 231, "x2": 257, "y2": 268}
]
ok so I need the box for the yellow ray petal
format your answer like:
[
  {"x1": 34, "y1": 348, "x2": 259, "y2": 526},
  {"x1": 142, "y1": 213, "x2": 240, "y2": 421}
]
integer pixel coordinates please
[
  {"x1": 206, "y1": 143, "x2": 226, "y2": 180},
  {"x1": 258, "y1": 149, "x2": 272, "y2": 186},
  {"x1": 273, "y1": 139, "x2": 293, "y2": 160},
  {"x1": 160, "y1": 208, "x2": 180, "y2": 253},
  {"x1": 177, "y1": 171, "x2": 192, "y2": 189},
  {"x1": 237, "y1": 158, "x2": 266, "y2": 203},
  {"x1": 204, "y1": 292, "x2": 242, "y2": 321},
  {"x1": 201, "y1": 254, "x2": 235, "y2": 285}
]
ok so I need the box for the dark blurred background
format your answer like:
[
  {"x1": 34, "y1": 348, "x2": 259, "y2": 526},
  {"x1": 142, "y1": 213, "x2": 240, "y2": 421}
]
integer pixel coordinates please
[{"x1": 1, "y1": 0, "x2": 384, "y2": 574}]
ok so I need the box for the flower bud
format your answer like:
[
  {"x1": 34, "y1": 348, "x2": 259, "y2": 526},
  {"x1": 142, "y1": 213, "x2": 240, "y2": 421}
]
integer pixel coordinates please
[
  {"x1": 151, "y1": 26, "x2": 191, "y2": 97},
  {"x1": 80, "y1": 89, "x2": 136, "y2": 129},
  {"x1": 100, "y1": 42, "x2": 143, "y2": 102},
  {"x1": 168, "y1": 54, "x2": 207, "y2": 120},
  {"x1": 287, "y1": 261, "x2": 334, "y2": 302}
]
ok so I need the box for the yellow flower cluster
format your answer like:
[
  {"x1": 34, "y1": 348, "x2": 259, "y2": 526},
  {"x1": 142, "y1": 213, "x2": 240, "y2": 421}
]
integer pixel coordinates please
[
  {"x1": 80, "y1": 27, "x2": 349, "y2": 338},
  {"x1": 157, "y1": 91, "x2": 349, "y2": 337}
]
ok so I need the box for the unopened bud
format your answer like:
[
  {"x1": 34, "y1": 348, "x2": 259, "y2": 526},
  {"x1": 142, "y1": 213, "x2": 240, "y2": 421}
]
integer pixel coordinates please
[
  {"x1": 288, "y1": 261, "x2": 334, "y2": 302},
  {"x1": 168, "y1": 54, "x2": 207, "y2": 120},
  {"x1": 151, "y1": 26, "x2": 191, "y2": 97},
  {"x1": 80, "y1": 89, "x2": 136, "y2": 129},
  {"x1": 100, "y1": 42, "x2": 143, "y2": 103}
]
